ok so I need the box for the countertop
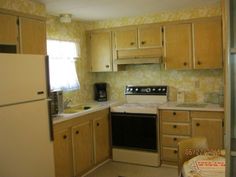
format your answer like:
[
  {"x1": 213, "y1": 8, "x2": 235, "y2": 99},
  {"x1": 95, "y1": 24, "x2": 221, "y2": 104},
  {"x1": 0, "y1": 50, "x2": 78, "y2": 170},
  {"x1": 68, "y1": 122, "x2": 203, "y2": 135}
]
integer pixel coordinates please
[
  {"x1": 158, "y1": 102, "x2": 224, "y2": 112},
  {"x1": 53, "y1": 100, "x2": 122, "y2": 124}
]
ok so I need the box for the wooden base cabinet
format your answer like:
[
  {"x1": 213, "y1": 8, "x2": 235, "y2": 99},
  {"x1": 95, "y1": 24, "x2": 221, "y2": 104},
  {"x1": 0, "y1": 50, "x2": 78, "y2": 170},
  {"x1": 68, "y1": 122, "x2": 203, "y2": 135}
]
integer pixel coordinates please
[
  {"x1": 53, "y1": 109, "x2": 110, "y2": 177},
  {"x1": 72, "y1": 121, "x2": 93, "y2": 176},
  {"x1": 160, "y1": 109, "x2": 224, "y2": 165},
  {"x1": 54, "y1": 128, "x2": 74, "y2": 177}
]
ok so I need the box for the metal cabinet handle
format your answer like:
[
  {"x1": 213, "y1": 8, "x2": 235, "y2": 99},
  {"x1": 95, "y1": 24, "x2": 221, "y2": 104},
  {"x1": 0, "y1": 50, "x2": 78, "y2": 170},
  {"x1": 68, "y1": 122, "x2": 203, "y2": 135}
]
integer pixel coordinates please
[
  {"x1": 130, "y1": 42, "x2": 135, "y2": 46},
  {"x1": 173, "y1": 137, "x2": 177, "y2": 141},
  {"x1": 173, "y1": 112, "x2": 176, "y2": 116},
  {"x1": 97, "y1": 123, "x2": 100, "y2": 127},
  {"x1": 174, "y1": 150, "x2": 178, "y2": 154},
  {"x1": 173, "y1": 125, "x2": 177, "y2": 128},
  {"x1": 105, "y1": 65, "x2": 110, "y2": 68},
  {"x1": 183, "y1": 62, "x2": 187, "y2": 66},
  {"x1": 197, "y1": 61, "x2": 201, "y2": 65},
  {"x1": 196, "y1": 123, "x2": 200, "y2": 127},
  {"x1": 76, "y1": 130, "x2": 79, "y2": 134},
  {"x1": 63, "y1": 135, "x2": 67, "y2": 139}
]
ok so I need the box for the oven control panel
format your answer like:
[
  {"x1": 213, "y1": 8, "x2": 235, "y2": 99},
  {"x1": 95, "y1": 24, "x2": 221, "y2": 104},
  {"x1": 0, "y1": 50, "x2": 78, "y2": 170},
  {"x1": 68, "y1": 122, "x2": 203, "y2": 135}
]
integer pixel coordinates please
[{"x1": 125, "y1": 85, "x2": 168, "y2": 95}]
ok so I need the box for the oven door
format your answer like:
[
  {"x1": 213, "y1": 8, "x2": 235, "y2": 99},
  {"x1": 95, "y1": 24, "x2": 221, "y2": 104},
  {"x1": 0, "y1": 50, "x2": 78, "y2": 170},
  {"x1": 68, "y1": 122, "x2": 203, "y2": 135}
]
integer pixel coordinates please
[{"x1": 111, "y1": 112, "x2": 158, "y2": 152}]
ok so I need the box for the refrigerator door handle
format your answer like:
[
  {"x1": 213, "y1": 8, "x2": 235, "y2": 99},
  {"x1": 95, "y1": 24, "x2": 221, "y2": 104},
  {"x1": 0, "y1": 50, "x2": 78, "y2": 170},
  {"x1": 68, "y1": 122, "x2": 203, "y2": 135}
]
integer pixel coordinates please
[
  {"x1": 45, "y1": 55, "x2": 51, "y2": 97},
  {"x1": 47, "y1": 99, "x2": 54, "y2": 141}
]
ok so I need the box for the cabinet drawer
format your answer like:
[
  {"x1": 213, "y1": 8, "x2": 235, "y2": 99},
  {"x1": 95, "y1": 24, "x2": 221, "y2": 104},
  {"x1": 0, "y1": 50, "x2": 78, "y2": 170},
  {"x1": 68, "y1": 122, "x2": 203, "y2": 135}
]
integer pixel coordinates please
[
  {"x1": 161, "y1": 110, "x2": 190, "y2": 122},
  {"x1": 162, "y1": 135, "x2": 190, "y2": 147},
  {"x1": 162, "y1": 122, "x2": 191, "y2": 135},
  {"x1": 161, "y1": 147, "x2": 178, "y2": 162}
]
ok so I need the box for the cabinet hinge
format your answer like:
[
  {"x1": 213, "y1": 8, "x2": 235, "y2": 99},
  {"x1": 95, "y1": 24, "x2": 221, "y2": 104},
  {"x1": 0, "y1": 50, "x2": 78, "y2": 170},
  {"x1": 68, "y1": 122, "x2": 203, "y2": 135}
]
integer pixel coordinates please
[{"x1": 16, "y1": 18, "x2": 20, "y2": 26}]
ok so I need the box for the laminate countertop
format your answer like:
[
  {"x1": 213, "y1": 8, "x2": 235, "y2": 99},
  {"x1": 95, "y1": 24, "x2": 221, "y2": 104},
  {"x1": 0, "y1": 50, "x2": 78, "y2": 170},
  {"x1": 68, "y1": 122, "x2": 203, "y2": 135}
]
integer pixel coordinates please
[{"x1": 158, "y1": 102, "x2": 224, "y2": 112}]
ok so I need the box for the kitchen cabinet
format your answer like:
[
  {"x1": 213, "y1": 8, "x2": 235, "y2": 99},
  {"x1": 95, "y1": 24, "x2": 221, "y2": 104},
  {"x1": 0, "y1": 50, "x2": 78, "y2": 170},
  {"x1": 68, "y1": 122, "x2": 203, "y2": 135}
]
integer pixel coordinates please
[
  {"x1": 160, "y1": 110, "x2": 191, "y2": 165},
  {"x1": 72, "y1": 121, "x2": 93, "y2": 176},
  {"x1": 164, "y1": 23, "x2": 192, "y2": 70},
  {"x1": 164, "y1": 17, "x2": 223, "y2": 70},
  {"x1": 0, "y1": 10, "x2": 46, "y2": 55},
  {"x1": 53, "y1": 108, "x2": 110, "y2": 177},
  {"x1": 93, "y1": 113, "x2": 110, "y2": 164},
  {"x1": 0, "y1": 13, "x2": 18, "y2": 53},
  {"x1": 191, "y1": 111, "x2": 224, "y2": 149},
  {"x1": 89, "y1": 31, "x2": 113, "y2": 72},
  {"x1": 53, "y1": 128, "x2": 74, "y2": 177},
  {"x1": 19, "y1": 17, "x2": 46, "y2": 55},
  {"x1": 193, "y1": 18, "x2": 223, "y2": 69},
  {"x1": 160, "y1": 109, "x2": 224, "y2": 165},
  {"x1": 113, "y1": 24, "x2": 163, "y2": 60}
]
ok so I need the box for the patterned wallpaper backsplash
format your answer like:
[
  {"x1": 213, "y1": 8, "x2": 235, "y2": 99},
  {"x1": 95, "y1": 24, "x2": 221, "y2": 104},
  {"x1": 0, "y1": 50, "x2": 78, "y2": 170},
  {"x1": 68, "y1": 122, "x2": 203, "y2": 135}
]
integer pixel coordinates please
[{"x1": 0, "y1": 1, "x2": 224, "y2": 105}]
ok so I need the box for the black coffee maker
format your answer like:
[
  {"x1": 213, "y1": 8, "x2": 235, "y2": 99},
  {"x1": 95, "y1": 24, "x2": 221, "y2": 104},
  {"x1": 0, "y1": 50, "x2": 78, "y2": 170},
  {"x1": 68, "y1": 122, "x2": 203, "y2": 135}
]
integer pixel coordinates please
[{"x1": 94, "y1": 83, "x2": 107, "y2": 101}]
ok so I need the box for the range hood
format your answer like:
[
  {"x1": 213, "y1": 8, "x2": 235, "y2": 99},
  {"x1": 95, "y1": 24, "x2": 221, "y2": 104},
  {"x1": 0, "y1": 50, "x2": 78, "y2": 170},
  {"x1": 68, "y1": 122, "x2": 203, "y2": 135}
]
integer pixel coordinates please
[
  {"x1": 114, "y1": 57, "x2": 162, "y2": 65},
  {"x1": 114, "y1": 47, "x2": 163, "y2": 65}
]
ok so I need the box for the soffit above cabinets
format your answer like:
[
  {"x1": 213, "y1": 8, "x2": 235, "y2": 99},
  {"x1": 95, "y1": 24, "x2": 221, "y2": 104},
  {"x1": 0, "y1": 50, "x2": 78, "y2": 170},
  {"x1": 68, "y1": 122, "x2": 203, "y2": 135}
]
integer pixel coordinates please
[{"x1": 35, "y1": 0, "x2": 219, "y2": 21}]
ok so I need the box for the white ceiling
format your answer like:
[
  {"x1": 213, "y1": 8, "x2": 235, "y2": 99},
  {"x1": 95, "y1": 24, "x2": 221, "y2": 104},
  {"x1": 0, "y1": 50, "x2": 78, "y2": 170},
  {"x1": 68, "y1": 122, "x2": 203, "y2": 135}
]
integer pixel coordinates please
[{"x1": 35, "y1": 0, "x2": 219, "y2": 21}]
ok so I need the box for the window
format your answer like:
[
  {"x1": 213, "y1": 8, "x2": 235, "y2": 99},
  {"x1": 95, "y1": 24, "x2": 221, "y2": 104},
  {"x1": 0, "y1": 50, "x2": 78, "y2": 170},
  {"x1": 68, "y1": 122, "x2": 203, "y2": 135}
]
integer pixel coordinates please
[{"x1": 47, "y1": 40, "x2": 80, "y2": 92}]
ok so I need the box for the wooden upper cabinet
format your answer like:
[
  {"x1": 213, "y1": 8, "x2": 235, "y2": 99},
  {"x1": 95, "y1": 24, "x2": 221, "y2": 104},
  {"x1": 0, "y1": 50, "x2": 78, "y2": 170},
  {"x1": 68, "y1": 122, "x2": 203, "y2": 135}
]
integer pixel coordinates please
[
  {"x1": 138, "y1": 24, "x2": 162, "y2": 48},
  {"x1": 19, "y1": 17, "x2": 46, "y2": 55},
  {"x1": 193, "y1": 18, "x2": 223, "y2": 69},
  {"x1": 114, "y1": 28, "x2": 137, "y2": 50},
  {"x1": 164, "y1": 23, "x2": 192, "y2": 70},
  {"x1": 89, "y1": 31, "x2": 112, "y2": 72},
  {"x1": 0, "y1": 14, "x2": 18, "y2": 45}
]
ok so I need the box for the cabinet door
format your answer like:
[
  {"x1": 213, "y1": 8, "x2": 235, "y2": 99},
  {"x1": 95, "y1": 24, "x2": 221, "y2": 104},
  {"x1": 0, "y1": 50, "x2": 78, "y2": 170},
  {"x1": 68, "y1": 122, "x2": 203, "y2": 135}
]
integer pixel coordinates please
[
  {"x1": 192, "y1": 118, "x2": 223, "y2": 149},
  {"x1": 72, "y1": 121, "x2": 93, "y2": 176},
  {"x1": 138, "y1": 25, "x2": 162, "y2": 48},
  {"x1": 54, "y1": 129, "x2": 74, "y2": 177},
  {"x1": 0, "y1": 14, "x2": 18, "y2": 53},
  {"x1": 90, "y1": 31, "x2": 112, "y2": 72},
  {"x1": 193, "y1": 18, "x2": 223, "y2": 69},
  {"x1": 164, "y1": 23, "x2": 192, "y2": 69},
  {"x1": 19, "y1": 17, "x2": 46, "y2": 54},
  {"x1": 114, "y1": 28, "x2": 137, "y2": 49},
  {"x1": 93, "y1": 112, "x2": 110, "y2": 164}
]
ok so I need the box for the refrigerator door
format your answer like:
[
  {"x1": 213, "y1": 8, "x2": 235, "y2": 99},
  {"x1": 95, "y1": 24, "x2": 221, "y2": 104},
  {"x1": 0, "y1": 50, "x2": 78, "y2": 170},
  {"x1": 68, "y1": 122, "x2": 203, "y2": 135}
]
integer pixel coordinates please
[
  {"x1": 0, "y1": 54, "x2": 47, "y2": 106},
  {"x1": 0, "y1": 100, "x2": 55, "y2": 177}
]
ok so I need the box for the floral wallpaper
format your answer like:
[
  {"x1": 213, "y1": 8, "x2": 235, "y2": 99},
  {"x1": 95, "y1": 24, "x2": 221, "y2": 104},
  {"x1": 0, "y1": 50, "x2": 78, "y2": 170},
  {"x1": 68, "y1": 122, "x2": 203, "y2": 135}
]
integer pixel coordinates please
[
  {"x1": 0, "y1": 0, "x2": 224, "y2": 105},
  {"x1": 0, "y1": 0, "x2": 46, "y2": 17}
]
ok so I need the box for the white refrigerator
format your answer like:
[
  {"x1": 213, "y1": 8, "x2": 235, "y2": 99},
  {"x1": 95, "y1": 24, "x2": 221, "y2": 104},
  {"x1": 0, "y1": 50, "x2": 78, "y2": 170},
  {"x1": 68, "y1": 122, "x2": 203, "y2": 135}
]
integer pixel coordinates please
[{"x1": 0, "y1": 54, "x2": 55, "y2": 177}]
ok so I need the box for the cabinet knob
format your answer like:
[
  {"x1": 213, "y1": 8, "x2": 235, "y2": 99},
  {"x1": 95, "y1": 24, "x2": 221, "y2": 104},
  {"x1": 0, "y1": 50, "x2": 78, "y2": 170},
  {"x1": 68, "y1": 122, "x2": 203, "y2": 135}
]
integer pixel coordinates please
[
  {"x1": 196, "y1": 123, "x2": 200, "y2": 127},
  {"x1": 97, "y1": 123, "x2": 100, "y2": 127},
  {"x1": 76, "y1": 130, "x2": 79, "y2": 134},
  {"x1": 173, "y1": 112, "x2": 176, "y2": 116},
  {"x1": 173, "y1": 137, "x2": 177, "y2": 141},
  {"x1": 173, "y1": 125, "x2": 177, "y2": 128},
  {"x1": 174, "y1": 150, "x2": 178, "y2": 154},
  {"x1": 183, "y1": 62, "x2": 187, "y2": 66},
  {"x1": 141, "y1": 41, "x2": 146, "y2": 45},
  {"x1": 63, "y1": 135, "x2": 67, "y2": 139},
  {"x1": 130, "y1": 42, "x2": 135, "y2": 46},
  {"x1": 105, "y1": 65, "x2": 110, "y2": 68},
  {"x1": 197, "y1": 61, "x2": 201, "y2": 65}
]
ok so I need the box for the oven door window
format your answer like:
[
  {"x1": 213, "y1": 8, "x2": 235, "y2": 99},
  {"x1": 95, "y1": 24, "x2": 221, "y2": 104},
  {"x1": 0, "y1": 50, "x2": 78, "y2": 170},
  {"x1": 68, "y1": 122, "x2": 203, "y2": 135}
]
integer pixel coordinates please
[{"x1": 111, "y1": 113, "x2": 157, "y2": 151}]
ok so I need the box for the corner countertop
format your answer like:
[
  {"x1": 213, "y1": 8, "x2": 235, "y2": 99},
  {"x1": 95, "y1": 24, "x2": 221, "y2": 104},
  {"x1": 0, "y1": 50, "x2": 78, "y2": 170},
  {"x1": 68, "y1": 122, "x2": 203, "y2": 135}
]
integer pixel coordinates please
[
  {"x1": 158, "y1": 102, "x2": 224, "y2": 112},
  {"x1": 53, "y1": 100, "x2": 123, "y2": 124}
]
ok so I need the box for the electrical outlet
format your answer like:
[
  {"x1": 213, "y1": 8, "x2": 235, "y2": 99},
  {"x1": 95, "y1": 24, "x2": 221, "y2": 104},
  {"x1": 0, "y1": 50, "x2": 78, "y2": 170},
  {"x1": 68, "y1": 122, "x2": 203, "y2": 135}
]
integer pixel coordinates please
[{"x1": 195, "y1": 80, "x2": 200, "y2": 88}]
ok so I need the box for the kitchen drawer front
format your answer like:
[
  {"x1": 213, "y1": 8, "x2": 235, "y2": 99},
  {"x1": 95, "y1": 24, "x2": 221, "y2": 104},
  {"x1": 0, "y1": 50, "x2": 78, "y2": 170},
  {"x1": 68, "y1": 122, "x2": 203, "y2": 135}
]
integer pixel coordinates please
[
  {"x1": 162, "y1": 122, "x2": 191, "y2": 135},
  {"x1": 161, "y1": 147, "x2": 178, "y2": 162},
  {"x1": 161, "y1": 110, "x2": 190, "y2": 122},
  {"x1": 162, "y1": 135, "x2": 190, "y2": 147}
]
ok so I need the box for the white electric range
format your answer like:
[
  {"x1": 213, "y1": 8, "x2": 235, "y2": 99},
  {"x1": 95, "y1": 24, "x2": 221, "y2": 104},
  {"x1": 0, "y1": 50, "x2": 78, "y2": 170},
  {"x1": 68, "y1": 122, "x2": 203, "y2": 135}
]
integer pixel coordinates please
[{"x1": 110, "y1": 85, "x2": 168, "y2": 167}]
